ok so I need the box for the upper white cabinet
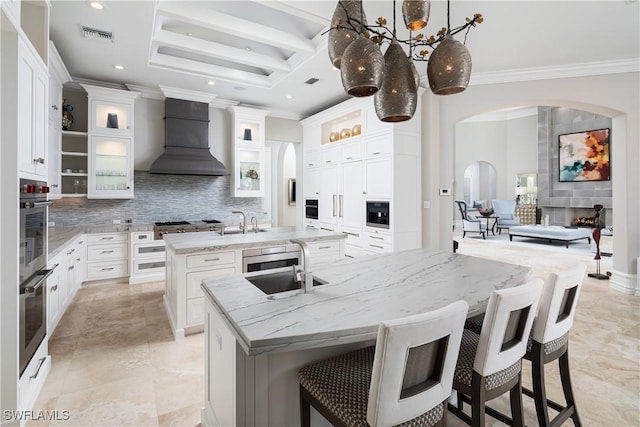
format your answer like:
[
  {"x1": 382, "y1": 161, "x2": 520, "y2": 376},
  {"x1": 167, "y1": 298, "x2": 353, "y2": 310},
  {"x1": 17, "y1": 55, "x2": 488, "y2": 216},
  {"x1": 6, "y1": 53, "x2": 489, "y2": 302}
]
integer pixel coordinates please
[
  {"x1": 18, "y1": 36, "x2": 49, "y2": 180},
  {"x1": 301, "y1": 97, "x2": 422, "y2": 256},
  {"x1": 81, "y1": 84, "x2": 139, "y2": 199},
  {"x1": 228, "y1": 106, "x2": 269, "y2": 198}
]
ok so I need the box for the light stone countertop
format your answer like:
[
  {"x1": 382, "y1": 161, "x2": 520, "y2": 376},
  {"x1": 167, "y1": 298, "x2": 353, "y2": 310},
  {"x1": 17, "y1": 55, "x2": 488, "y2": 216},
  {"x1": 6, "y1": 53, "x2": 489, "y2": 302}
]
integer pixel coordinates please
[
  {"x1": 163, "y1": 227, "x2": 346, "y2": 254},
  {"x1": 201, "y1": 248, "x2": 531, "y2": 356},
  {"x1": 48, "y1": 223, "x2": 153, "y2": 259}
]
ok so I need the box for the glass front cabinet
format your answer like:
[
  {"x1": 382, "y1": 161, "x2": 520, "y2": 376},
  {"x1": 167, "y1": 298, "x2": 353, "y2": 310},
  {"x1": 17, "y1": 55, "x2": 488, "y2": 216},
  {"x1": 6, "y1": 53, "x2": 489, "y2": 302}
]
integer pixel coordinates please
[
  {"x1": 81, "y1": 84, "x2": 139, "y2": 199},
  {"x1": 229, "y1": 106, "x2": 269, "y2": 198},
  {"x1": 88, "y1": 135, "x2": 133, "y2": 198}
]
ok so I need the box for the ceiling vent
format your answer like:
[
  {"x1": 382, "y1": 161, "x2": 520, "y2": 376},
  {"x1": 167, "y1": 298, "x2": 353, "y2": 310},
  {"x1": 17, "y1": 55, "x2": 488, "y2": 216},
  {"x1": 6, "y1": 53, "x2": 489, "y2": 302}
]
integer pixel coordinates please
[
  {"x1": 305, "y1": 78, "x2": 319, "y2": 85},
  {"x1": 81, "y1": 26, "x2": 114, "y2": 42}
]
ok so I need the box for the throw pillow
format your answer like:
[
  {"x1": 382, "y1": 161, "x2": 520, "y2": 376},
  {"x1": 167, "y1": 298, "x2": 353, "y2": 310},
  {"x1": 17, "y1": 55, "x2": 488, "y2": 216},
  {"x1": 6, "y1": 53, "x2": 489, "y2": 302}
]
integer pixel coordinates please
[{"x1": 473, "y1": 200, "x2": 485, "y2": 209}]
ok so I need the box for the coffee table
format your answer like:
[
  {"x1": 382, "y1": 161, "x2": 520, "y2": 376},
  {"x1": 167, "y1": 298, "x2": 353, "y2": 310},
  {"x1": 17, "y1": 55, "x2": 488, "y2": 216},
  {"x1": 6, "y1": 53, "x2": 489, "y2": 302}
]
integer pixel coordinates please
[
  {"x1": 475, "y1": 214, "x2": 499, "y2": 235},
  {"x1": 508, "y1": 225, "x2": 592, "y2": 248}
]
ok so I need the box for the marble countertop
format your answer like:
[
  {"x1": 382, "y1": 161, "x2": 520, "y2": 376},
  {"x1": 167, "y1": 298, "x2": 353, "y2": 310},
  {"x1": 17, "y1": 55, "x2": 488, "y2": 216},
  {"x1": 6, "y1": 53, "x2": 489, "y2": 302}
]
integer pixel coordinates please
[
  {"x1": 201, "y1": 248, "x2": 531, "y2": 356},
  {"x1": 48, "y1": 223, "x2": 153, "y2": 259},
  {"x1": 163, "y1": 227, "x2": 346, "y2": 254}
]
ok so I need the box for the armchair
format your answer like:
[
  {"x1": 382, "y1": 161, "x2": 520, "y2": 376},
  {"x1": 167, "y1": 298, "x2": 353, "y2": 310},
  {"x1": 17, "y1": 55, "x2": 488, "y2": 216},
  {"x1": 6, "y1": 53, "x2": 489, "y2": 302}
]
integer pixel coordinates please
[
  {"x1": 455, "y1": 200, "x2": 487, "y2": 239},
  {"x1": 491, "y1": 199, "x2": 521, "y2": 233}
]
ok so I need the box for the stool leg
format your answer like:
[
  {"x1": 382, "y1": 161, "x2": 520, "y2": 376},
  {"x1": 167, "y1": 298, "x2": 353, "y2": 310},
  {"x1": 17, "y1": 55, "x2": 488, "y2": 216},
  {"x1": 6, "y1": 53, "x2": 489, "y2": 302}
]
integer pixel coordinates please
[
  {"x1": 559, "y1": 349, "x2": 582, "y2": 427},
  {"x1": 299, "y1": 386, "x2": 311, "y2": 427},
  {"x1": 509, "y1": 374, "x2": 525, "y2": 427},
  {"x1": 530, "y1": 343, "x2": 551, "y2": 427},
  {"x1": 471, "y1": 371, "x2": 486, "y2": 427}
]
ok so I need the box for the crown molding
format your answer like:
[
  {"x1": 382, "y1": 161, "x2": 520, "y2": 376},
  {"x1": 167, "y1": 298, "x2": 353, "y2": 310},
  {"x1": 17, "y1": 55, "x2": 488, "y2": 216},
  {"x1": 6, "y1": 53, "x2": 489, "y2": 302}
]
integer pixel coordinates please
[
  {"x1": 461, "y1": 106, "x2": 539, "y2": 123},
  {"x1": 125, "y1": 84, "x2": 164, "y2": 100},
  {"x1": 159, "y1": 85, "x2": 218, "y2": 103},
  {"x1": 470, "y1": 58, "x2": 640, "y2": 86}
]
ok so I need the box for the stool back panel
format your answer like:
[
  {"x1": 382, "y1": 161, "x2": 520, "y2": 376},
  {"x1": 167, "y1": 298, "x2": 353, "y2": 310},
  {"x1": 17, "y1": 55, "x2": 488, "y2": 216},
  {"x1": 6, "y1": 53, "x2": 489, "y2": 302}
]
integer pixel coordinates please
[
  {"x1": 367, "y1": 300, "x2": 468, "y2": 426},
  {"x1": 474, "y1": 278, "x2": 543, "y2": 377},
  {"x1": 532, "y1": 264, "x2": 586, "y2": 344}
]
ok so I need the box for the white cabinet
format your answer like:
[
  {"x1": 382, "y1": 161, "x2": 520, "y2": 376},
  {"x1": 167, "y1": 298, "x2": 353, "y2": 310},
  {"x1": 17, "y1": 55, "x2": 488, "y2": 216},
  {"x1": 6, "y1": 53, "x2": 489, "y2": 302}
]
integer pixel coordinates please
[
  {"x1": 1, "y1": 0, "x2": 21, "y2": 26},
  {"x1": 80, "y1": 84, "x2": 139, "y2": 199},
  {"x1": 85, "y1": 232, "x2": 129, "y2": 282},
  {"x1": 60, "y1": 131, "x2": 89, "y2": 196},
  {"x1": 48, "y1": 126, "x2": 62, "y2": 198},
  {"x1": 47, "y1": 236, "x2": 84, "y2": 334},
  {"x1": 165, "y1": 246, "x2": 240, "y2": 339},
  {"x1": 301, "y1": 97, "x2": 422, "y2": 255},
  {"x1": 129, "y1": 231, "x2": 165, "y2": 284},
  {"x1": 18, "y1": 37, "x2": 48, "y2": 180},
  {"x1": 228, "y1": 106, "x2": 269, "y2": 197}
]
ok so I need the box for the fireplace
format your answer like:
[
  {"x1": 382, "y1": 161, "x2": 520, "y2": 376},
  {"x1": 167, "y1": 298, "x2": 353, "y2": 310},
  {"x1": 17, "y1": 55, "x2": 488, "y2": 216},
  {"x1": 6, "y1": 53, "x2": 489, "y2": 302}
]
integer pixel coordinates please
[{"x1": 569, "y1": 207, "x2": 606, "y2": 228}]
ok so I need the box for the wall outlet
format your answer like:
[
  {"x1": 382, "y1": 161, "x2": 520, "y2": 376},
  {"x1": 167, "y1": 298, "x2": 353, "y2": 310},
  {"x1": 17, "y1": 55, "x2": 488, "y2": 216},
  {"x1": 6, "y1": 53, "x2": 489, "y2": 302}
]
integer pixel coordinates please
[
  {"x1": 439, "y1": 188, "x2": 451, "y2": 196},
  {"x1": 423, "y1": 201, "x2": 431, "y2": 209},
  {"x1": 112, "y1": 219, "x2": 121, "y2": 224},
  {"x1": 48, "y1": 221, "x2": 55, "y2": 227}
]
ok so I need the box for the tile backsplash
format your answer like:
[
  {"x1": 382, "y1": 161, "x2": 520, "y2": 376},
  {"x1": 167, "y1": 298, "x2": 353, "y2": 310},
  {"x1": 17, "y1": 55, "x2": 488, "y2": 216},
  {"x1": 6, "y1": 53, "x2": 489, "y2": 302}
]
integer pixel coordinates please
[{"x1": 49, "y1": 171, "x2": 265, "y2": 227}]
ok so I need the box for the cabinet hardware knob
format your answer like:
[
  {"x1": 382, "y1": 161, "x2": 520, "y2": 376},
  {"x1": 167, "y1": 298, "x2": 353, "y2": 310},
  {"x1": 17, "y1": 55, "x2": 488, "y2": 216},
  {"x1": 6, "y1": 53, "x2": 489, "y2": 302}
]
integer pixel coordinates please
[
  {"x1": 372, "y1": 151, "x2": 381, "y2": 155},
  {"x1": 51, "y1": 105, "x2": 58, "y2": 111},
  {"x1": 51, "y1": 285, "x2": 58, "y2": 292},
  {"x1": 101, "y1": 250, "x2": 115, "y2": 254},
  {"x1": 101, "y1": 267, "x2": 114, "y2": 271},
  {"x1": 29, "y1": 357, "x2": 46, "y2": 380},
  {"x1": 33, "y1": 157, "x2": 45, "y2": 164}
]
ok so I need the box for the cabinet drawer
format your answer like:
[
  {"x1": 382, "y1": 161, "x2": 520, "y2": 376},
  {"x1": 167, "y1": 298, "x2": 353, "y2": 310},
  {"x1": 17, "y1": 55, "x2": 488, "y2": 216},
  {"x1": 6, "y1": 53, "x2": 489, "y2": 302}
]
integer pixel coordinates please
[
  {"x1": 341, "y1": 143, "x2": 362, "y2": 162},
  {"x1": 187, "y1": 251, "x2": 236, "y2": 269},
  {"x1": 364, "y1": 231, "x2": 392, "y2": 246},
  {"x1": 308, "y1": 240, "x2": 340, "y2": 256},
  {"x1": 363, "y1": 240, "x2": 392, "y2": 253},
  {"x1": 187, "y1": 267, "x2": 236, "y2": 299},
  {"x1": 131, "y1": 231, "x2": 154, "y2": 242},
  {"x1": 187, "y1": 297, "x2": 205, "y2": 325},
  {"x1": 132, "y1": 259, "x2": 165, "y2": 275},
  {"x1": 86, "y1": 260, "x2": 129, "y2": 280},
  {"x1": 87, "y1": 233, "x2": 128, "y2": 244},
  {"x1": 320, "y1": 147, "x2": 339, "y2": 165},
  {"x1": 365, "y1": 134, "x2": 392, "y2": 157},
  {"x1": 133, "y1": 241, "x2": 166, "y2": 259},
  {"x1": 87, "y1": 243, "x2": 128, "y2": 261}
]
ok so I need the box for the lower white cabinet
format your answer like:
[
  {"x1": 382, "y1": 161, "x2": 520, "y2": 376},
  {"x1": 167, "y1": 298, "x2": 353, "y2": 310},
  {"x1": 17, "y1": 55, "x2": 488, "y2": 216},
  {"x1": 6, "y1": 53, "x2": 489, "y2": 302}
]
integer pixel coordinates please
[
  {"x1": 307, "y1": 240, "x2": 343, "y2": 267},
  {"x1": 165, "y1": 247, "x2": 240, "y2": 339},
  {"x1": 47, "y1": 236, "x2": 84, "y2": 334},
  {"x1": 129, "y1": 231, "x2": 165, "y2": 284},
  {"x1": 85, "y1": 232, "x2": 129, "y2": 282}
]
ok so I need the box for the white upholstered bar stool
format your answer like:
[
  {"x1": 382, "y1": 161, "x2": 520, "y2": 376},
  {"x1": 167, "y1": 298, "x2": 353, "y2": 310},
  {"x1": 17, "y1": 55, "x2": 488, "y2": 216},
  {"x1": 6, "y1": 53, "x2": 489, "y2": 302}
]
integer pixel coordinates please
[
  {"x1": 449, "y1": 278, "x2": 543, "y2": 427},
  {"x1": 524, "y1": 263, "x2": 586, "y2": 427},
  {"x1": 298, "y1": 300, "x2": 469, "y2": 427}
]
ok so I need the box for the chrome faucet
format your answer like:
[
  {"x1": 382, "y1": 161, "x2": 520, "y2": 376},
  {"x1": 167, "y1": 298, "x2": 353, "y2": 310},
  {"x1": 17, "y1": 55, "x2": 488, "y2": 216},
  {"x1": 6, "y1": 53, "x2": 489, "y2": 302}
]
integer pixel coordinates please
[
  {"x1": 250, "y1": 216, "x2": 259, "y2": 233},
  {"x1": 290, "y1": 239, "x2": 314, "y2": 293},
  {"x1": 232, "y1": 210, "x2": 246, "y2": 234}
]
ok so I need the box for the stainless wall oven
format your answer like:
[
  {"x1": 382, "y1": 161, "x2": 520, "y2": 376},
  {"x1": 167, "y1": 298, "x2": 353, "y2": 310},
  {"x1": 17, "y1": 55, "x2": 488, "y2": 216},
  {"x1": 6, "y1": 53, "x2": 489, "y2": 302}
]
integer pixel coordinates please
[
  {"x1": 19, "y1": 179, "x2": 53, "y2": 376},
  {"x1": 304, "y1": 199, "x2": 318, "y2": 220},
  {"x1": 242, "y1": 245, "x2": 301, "y2": 273}
]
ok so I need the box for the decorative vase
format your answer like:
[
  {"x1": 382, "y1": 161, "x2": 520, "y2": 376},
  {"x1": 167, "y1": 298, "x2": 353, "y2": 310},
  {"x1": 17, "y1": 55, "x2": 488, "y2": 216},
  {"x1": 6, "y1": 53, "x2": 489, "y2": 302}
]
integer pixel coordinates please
[
  {"x1": 243, "y1": 128, "x2": 252, "y2": 141},
  {"x1": 107, "y1": 113, "x2": 119, "y2": 129},
  {"x1": 61, "y1": 100, "x2": 74, "y2": 130}
]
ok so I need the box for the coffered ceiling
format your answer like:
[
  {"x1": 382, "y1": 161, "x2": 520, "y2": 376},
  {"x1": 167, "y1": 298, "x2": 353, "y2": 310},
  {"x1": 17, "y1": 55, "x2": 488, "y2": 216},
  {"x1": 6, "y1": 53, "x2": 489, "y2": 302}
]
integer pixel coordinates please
[{"x1": 49, "y1": 1, "x2": 639, "y2": 120}]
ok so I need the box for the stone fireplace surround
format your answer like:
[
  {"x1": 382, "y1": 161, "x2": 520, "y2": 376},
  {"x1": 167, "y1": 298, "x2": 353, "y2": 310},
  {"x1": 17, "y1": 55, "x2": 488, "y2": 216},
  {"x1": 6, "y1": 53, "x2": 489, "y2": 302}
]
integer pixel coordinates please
[{"x1": 536, "y1": 107, "x2": 612, "y2": 227}]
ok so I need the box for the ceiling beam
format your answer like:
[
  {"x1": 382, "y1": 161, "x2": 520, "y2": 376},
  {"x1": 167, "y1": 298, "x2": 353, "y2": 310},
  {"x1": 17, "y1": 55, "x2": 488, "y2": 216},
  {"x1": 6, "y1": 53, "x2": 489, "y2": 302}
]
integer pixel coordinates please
[
  {"x1": 156, "y1": 2, "x2": 316, "y2": 54},
  {"x1": 149, "y1": 50, "x2": 273, "y2": 87},
  {"x1": 256, "y1": 0, "x2": 330, "y2": 27},
  {"x1": 153, "y1": 29, "x2": 292, "y2": 73}
]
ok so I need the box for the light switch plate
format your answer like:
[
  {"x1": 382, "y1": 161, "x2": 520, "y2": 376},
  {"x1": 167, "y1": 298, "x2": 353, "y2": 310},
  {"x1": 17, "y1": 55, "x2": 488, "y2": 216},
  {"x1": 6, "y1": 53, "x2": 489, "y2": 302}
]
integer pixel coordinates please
[
  {"x1": 423, "y1": 201, "x2": 431, "y2": 208},
  {"x1": 439, "y1": 188, "x2": 451, "y2": 196}
]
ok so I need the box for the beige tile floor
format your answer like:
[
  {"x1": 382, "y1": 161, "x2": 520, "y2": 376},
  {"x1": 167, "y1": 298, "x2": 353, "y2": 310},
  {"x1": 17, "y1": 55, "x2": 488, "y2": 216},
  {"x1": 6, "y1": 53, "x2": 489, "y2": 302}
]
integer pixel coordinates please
[{"x1": 30, "y1": 231, "x2": 638, "y2": 426}]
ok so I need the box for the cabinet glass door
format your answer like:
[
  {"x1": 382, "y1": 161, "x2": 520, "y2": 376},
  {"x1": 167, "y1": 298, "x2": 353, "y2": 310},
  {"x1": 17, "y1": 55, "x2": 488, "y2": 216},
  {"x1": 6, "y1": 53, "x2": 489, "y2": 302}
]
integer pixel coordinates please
[
  {"x1": 233, "y1": 145, "x2": 264, "y2": 197},
  {"x1": 89, "y1": 136, "x2": 132, "y2": 198}
]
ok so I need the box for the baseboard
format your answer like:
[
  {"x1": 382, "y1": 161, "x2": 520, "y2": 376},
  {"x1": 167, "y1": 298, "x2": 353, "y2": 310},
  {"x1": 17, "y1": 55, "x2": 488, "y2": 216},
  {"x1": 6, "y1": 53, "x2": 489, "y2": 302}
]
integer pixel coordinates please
[
  {"x1": 162, "y1": 294, "x2": 185, "y2": 340},
  {"x1": 609, "y1": 269, "x2": 639, "y2": 296}
]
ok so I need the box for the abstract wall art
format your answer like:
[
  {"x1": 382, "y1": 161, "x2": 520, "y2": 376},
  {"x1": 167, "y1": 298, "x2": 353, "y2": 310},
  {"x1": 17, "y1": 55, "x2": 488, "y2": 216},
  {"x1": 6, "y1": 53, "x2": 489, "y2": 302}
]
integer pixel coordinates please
[{"x1": 559, "y1": 128, "x2": 610, "y2": 182}]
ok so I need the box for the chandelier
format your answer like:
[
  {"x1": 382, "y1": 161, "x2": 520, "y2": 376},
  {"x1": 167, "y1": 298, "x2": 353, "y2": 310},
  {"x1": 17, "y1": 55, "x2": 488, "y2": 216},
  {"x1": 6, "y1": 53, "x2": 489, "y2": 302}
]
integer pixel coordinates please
[{"x1": 328, "y1": 0, "x2": 483, "y2": 122}]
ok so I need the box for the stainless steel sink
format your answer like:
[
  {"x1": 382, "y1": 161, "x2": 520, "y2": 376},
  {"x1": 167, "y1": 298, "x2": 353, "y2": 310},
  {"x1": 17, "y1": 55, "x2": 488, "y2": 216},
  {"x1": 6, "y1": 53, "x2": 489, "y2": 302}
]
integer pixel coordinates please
[
  {"x1": 221, "y1": 228, "x2": 268, "y2": 235},
  {"x1": 246, "y1": 270, "x2": 326, "y2": 295}
]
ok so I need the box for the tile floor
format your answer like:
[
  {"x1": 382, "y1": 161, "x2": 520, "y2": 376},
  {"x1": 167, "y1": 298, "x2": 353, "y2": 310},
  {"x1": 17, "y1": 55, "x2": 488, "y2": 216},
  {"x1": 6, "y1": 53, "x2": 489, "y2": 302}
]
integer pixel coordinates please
[{"x1": 29, "y1": 232, "x2": 638, "y2": 426}]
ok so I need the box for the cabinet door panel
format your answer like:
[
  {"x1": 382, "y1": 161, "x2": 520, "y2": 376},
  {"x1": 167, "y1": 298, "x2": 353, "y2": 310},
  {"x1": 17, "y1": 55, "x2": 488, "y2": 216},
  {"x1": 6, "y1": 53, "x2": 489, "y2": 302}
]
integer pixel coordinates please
[
  {"x1": 340, "y1": 161, "x2": 363, "y2": 229},
  {"x1": 318, "y1": 164, "x2": 338, "y2": 225},
  {"x1": 365, "y1": 157, "x2": 392, "y2": 199}
]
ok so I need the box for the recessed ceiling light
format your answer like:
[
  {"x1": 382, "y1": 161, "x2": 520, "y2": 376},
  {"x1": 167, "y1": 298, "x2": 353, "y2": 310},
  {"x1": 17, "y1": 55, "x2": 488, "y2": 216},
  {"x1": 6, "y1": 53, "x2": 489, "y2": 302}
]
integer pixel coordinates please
[
  {"x1": 187, "y1": 32, "x2": 193, "y2": 36},
  {"x1": 246, "y1": 46, "x2": 252, "y2": 52},
  {"x1": 88, "y1": 1, "x2": 104, "y2": 10},
  {"x1": 113, "y1": 64, "x2": 124, "y2": 70},
  {"x1": 286, "y1": 95, "x2": 293, "y2": 99},
  {"x1": 207, "y1": 81, "x2": 215, "y2": 86}
]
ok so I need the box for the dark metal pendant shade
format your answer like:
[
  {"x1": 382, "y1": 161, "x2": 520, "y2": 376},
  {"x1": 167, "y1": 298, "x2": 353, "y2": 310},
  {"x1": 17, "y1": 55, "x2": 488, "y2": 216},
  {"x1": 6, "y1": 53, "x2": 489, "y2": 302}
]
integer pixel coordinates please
[
  {"x1": 374, "y1": 39, "x2": 417, "y2": 122},
  {"x1": 340, "y1": 35, "x2": 385, "y2": 97},
  {"x1": 402, "y1": 0, "x2": 431, "y2": 31},
  {"x1": 328, "y1": 1, "x2": 367, "y2": 69},
  {"x1": 427, "y1": 36, "x2": 472, "y2": 95}
]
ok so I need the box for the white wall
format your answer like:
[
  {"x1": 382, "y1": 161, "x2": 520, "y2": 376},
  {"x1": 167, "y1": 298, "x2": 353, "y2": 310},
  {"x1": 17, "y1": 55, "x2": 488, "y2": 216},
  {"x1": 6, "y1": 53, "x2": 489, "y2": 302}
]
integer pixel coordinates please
[
  {"x1": 422, "y1": 72, "x2": 640, "y2": 294},
  {"x1": 280, "y1": 143, "x2": 296, "y2": 226}
]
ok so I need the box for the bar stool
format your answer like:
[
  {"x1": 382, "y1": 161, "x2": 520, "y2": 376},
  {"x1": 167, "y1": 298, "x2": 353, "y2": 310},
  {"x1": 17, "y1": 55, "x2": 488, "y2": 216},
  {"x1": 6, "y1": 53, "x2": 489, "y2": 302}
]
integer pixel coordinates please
[
  {"x1": 298, "y1": 300, "x2": 469, "y2": 426},
  {"x1": 449, "y1": 277, "x2": 543, "y2": 427},
  {"x1": 524, "y1": 263, "x2": 586, "y2": 427}
]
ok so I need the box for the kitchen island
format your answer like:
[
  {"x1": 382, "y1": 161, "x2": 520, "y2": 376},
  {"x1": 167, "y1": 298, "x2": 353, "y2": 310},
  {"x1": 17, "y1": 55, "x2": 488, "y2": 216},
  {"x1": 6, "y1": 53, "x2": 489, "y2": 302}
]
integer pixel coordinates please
[
  {"x1": 200, "y1": 248, "x2": 531, "y2": 426},
  {"x1": 163, "y1": 227, "x2": 346, "y2": 339}
]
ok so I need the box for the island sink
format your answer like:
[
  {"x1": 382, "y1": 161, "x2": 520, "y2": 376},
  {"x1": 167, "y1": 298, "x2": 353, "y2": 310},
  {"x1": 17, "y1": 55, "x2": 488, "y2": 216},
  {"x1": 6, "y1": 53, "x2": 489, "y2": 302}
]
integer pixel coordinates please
[{"x1": 247, "y1": 270, "x2": 326, "y2": 295}]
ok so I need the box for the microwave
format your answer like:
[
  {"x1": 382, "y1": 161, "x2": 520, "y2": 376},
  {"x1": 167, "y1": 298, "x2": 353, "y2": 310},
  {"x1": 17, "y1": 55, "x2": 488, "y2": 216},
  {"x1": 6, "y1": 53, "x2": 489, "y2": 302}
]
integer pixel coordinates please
[
  {"x1": 305, "y1": 199, "x2": 318, "y2": 220},
  {"x1": 366, "y1": 201, "x2": 390, "y2": 229}
]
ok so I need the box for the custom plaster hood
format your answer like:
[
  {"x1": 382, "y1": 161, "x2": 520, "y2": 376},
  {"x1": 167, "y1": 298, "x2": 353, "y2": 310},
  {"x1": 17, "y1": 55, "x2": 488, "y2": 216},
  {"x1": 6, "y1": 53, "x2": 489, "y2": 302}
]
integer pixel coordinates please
[{"x1": 149, "y1": 87, "x2": 228, "y2": 176}]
